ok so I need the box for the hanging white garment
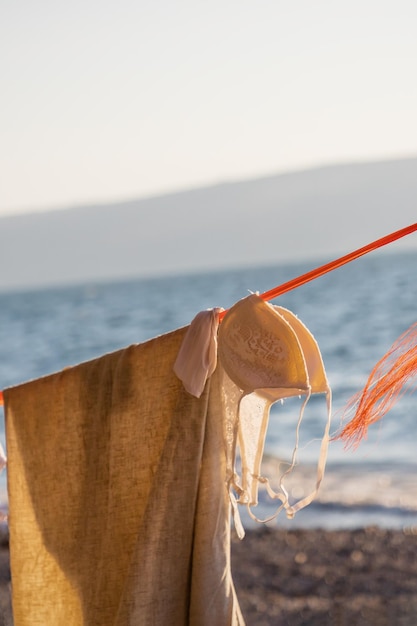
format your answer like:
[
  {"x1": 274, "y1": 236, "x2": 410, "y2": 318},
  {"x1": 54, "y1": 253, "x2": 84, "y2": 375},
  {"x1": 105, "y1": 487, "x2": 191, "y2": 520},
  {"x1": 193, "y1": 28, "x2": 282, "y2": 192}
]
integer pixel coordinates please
[{"x1": 217, "y1": 294, "x2": 332, "y2": 537}]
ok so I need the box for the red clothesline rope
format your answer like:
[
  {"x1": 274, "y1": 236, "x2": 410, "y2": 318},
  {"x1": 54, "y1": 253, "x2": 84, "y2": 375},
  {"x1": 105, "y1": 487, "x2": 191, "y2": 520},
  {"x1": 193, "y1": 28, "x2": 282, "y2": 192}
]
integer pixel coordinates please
[
  {"x1": 219, "y1": 222, "x2": 417, "y2": 321},
  {"x1": 0, "y1": 223, "x2": 416, "y2": 407}
]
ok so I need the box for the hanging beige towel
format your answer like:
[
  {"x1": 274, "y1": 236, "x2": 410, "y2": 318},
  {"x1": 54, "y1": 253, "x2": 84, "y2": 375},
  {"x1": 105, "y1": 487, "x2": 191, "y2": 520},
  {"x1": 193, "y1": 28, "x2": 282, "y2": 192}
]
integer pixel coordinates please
[{"x1": 4, "y1": 328, "x2": 244, "y2": 626}]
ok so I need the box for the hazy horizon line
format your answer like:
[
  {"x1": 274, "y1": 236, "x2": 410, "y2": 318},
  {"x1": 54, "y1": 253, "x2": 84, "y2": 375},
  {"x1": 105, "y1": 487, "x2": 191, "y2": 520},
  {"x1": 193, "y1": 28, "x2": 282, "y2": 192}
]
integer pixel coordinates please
[{"x1": 2, "y1": 151, "x2": 417, "y2": 219}]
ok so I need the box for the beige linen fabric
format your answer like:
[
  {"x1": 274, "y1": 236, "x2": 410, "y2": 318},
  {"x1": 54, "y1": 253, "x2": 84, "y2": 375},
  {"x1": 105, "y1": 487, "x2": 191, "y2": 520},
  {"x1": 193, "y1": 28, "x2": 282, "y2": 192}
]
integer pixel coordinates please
[{"x1": 4, "y1": 328, "x2": 244, "y2": 626}]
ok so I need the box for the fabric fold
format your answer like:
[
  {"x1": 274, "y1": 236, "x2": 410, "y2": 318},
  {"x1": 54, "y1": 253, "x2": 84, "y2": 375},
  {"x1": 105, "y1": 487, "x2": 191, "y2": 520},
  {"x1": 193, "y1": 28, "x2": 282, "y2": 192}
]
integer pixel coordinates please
[{"x1": 174, "y1": 307, "x2": 223, "y2": 397}]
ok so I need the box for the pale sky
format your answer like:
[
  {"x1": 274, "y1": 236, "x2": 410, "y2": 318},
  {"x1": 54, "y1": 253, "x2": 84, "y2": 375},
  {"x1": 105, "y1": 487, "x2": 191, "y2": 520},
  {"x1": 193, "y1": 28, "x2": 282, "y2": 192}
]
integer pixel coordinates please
[{"x1": 2, "y1": 0, "x2": 417, "y2": 216}]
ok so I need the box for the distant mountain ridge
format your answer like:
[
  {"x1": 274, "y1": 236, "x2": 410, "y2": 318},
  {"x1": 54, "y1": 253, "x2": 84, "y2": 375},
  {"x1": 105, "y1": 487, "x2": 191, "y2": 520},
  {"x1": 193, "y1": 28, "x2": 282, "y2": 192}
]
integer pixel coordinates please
[{"x1": 1, "y1": 157, "x2": 416, "y2": 292}]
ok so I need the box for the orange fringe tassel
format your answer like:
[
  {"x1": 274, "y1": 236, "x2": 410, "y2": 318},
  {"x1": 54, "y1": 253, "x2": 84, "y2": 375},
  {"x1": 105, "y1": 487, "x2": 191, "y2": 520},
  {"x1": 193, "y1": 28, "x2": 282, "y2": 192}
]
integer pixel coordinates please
[{"x1": 337, "y1": 322, "x2": 417, "y2": 448}]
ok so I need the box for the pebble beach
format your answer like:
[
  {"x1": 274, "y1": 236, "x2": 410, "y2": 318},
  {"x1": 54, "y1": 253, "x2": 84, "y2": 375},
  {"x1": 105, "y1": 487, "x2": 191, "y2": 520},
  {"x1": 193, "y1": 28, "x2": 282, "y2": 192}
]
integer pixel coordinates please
[{"x1": 232, "y1": 526, "x2": 417, "y2": 625}]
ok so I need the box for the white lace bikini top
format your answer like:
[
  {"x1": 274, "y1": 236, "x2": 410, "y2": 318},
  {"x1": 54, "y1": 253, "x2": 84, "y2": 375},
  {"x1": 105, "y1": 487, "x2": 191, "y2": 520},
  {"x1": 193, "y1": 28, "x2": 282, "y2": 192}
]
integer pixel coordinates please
[{"x1": 175, "y1": 294, "x2": 332, "y2": 538}]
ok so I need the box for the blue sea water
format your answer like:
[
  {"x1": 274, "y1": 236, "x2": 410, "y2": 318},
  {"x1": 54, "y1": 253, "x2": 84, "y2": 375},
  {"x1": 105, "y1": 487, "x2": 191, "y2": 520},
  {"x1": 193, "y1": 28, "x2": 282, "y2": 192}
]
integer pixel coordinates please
[{"x1": 0, "y1": 250, "x2": 416, "y2": 530}]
